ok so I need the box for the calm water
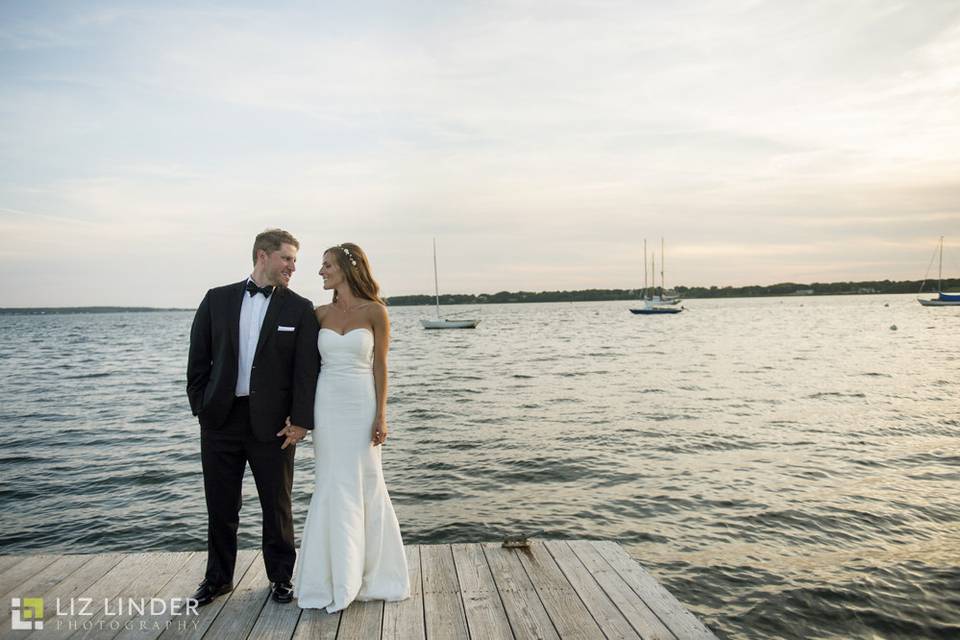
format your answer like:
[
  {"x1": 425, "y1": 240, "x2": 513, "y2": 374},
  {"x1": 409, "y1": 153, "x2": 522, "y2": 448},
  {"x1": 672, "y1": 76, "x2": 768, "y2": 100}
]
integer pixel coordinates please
[{"x1": 0, "y1": 295, "x2": 957, "y2": 639}]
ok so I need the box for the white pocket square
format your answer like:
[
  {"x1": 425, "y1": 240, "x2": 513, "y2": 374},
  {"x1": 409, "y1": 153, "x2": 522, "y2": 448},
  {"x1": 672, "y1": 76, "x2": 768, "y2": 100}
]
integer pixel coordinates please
[{"x1": 277, "y1": 325, "x2": 296, "y2": 332}]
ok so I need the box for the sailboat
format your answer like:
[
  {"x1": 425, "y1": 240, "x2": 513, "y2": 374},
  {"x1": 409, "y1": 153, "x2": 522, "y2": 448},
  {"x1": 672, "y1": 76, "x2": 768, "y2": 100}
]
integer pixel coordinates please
[
  {"x1": 420, "y1": 238, "x2": 481, "y2": 329},
  {"x1": 631, "y1": 238, "x2": 683, "y2": 315},
  {"x1": 649, "y1": 237, "x2": 681, "y2": 305},
  {"x1": 918, "y1": 236, "x2": 960, "y2": 307}
]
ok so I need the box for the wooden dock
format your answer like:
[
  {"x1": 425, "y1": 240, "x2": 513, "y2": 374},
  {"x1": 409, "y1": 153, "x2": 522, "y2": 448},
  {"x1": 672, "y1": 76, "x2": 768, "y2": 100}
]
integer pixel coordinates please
[{"x1": 0, "y1": 540, "x2": 717, "y2": 639}]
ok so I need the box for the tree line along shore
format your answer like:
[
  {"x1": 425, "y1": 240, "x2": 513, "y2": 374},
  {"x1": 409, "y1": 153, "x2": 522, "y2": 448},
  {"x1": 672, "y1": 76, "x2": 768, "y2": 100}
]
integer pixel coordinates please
[
  {"x1": 3, "y1": 278, "x2": 954, "y2": 314},
  {"x1": 385, "y1": 278, "x2": 959, "y2": 306}
]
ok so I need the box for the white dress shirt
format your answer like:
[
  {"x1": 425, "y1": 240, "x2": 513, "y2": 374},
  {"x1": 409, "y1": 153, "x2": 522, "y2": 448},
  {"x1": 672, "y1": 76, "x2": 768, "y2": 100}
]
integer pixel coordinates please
[{"x1": 235, "y1": 276, "x2": 272, "y2": 397}]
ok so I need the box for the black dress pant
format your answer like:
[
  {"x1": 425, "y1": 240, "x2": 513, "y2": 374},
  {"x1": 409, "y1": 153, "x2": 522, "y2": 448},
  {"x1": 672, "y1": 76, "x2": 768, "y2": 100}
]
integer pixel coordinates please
[{"x1": 200, "y1": 396, "x2": 296, "y2": 585}]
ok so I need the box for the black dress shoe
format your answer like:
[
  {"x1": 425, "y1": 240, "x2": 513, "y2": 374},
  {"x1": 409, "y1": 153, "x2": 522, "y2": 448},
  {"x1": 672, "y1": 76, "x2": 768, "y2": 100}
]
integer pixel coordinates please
[
  {"x1": 190, "y1": 580, "x2": 233, "y2": 607},
  {"x1": 271, "y1": 581, "x2": 294, "y2": 603}
]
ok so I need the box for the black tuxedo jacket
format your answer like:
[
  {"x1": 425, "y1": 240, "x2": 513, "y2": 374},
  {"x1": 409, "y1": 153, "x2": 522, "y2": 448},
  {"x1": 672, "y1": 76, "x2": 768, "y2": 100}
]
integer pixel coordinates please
[{"x1": 186, "y1": 280, "x2": 320, "y2": 442}]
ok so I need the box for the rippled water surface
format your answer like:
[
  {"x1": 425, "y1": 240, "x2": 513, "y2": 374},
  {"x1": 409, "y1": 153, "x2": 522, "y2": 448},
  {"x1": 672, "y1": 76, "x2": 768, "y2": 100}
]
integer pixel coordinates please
[{"x1": 1, "y1": 295, "x2": 958, "y2": 639}]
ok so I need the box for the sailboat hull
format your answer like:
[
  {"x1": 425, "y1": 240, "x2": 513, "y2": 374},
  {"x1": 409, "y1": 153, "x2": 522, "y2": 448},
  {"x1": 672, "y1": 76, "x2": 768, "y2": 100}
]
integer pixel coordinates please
[
  {"x1": 918, "y1": 298, "x2": 960, "y2": 306},
  {"x1": 420, "y1": 319, "x2": 481, "y2": 329},
  {"x1": 630, "y1": 307, "x2": 682, "y2": 315}
]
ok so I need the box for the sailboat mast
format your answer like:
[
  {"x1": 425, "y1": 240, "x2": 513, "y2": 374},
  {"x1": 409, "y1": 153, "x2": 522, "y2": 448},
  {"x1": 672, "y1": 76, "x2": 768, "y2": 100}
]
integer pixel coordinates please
[
  {"x1": 939, "y1": 235, "x2": 944, "y2": 292},
  {"x1": 651, "y1": 252, "x2": 656, "y2": 299},
  {"x1": 661, "y1": 237, "x2": 665, "y2": 295},
  {"x1": 433, "y1": 238, "x2": 441, "y2": 319},
  {"x1": 643, "y1": 239, "x2": 648, "y2": 298}
]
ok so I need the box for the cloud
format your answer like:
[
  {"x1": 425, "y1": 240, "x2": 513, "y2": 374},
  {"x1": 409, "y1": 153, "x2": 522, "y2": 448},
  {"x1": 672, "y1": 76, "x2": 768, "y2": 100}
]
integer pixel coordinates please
[{"x1": 0, "y1": 0, "x2": 959, "y2": 305}]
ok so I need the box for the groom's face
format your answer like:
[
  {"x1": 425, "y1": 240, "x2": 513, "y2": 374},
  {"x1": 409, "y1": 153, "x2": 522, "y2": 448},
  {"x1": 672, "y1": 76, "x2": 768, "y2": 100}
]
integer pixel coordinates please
[{"x1": 261, "y1": 243, "x2": 298, "y2": 288}]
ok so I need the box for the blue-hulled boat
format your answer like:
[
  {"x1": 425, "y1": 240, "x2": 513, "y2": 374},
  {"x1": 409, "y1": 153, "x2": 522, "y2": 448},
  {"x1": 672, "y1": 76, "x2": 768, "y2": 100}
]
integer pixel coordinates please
[
  {"x1": 918, "y1": 291, "x2": 960, "y2": 307},
  {"x1": 918, "y1": 237, "x2": 960, "y2": 307},
  {"x1": 630, "y1": 304, "x2": 683, "y2": 315}
]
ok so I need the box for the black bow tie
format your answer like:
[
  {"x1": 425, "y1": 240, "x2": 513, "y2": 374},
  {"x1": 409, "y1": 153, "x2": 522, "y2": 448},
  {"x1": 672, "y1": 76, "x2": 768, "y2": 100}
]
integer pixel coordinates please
[{"x1": 246, "y1": 281, "x2": 274, "y2": 297}]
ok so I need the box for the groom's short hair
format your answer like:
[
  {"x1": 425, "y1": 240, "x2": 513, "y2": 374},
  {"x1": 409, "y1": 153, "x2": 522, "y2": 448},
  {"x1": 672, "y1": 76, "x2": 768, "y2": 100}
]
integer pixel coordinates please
[{"x1": 252, "y1": 229, "x2": 300, "y2": 264}]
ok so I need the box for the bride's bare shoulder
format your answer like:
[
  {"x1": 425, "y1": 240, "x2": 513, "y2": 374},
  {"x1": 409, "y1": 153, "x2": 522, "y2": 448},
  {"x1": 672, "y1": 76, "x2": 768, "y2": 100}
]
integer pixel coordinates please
[
  {"x1": 314, "y1": 304, "x2": 332, "y2": 324},
  {"x1": 366, "y1": 301, "x2": 389, "y2": 325},
  {"x1": 366, "y1": 300, "x2": 387, "y2": 315}
]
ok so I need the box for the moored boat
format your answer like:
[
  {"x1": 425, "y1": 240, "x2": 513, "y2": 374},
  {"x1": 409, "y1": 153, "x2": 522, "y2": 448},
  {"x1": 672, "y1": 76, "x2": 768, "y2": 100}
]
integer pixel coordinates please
[
  {"x1": 631, "y1": 238, "x2": 684, "y2": 315},
  {"x1": 420, "y1": 318, "x2": 480, "y2": 329},
  {"x1": 918, "y1": 236, "x2": 960, "y2": 307},
  {"x1": 421, "y1": 238, "x2": 481, "y2": 329}
]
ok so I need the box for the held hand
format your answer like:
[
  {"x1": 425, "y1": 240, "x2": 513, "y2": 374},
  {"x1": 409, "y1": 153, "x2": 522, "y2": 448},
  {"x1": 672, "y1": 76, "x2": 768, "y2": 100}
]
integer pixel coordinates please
[
  {"x1": 371, "y1": 415, "x2": 388, "y2": 446},
  {"x1": 277, "y1": 417, "x2": 308, "y2": 450}
]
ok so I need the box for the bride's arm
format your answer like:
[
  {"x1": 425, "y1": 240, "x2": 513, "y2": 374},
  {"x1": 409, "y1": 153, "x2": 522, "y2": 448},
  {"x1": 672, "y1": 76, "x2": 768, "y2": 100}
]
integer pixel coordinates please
[{"x1": 370, "y1": 304, "x2": 390, "y2": 445}]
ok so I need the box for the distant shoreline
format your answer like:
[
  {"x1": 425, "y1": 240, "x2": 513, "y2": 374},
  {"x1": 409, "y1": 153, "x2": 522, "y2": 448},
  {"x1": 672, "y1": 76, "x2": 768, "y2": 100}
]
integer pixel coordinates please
[
  {"x1": 3, "y1": 277, "x2": 956, "y2": 314},
  {"x1": 0, "y1": 306, "x2": 193, "y2": 315},
  {"x1": 385, "y1": 277, "x2": 958, "y2": 306}
]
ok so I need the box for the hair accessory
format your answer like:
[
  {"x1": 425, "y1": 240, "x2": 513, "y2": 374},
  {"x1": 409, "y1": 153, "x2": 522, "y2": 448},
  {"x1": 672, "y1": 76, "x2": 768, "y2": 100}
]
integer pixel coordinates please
[{"x1": 337, "y1": 245, "x2": 358, "y2": 267}]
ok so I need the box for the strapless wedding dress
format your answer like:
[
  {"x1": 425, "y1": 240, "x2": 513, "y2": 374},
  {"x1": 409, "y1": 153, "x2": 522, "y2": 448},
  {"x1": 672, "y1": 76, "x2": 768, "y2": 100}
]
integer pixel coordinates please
[{"x1": 293, "y1": 327, "x2": 410, "y2": 612}]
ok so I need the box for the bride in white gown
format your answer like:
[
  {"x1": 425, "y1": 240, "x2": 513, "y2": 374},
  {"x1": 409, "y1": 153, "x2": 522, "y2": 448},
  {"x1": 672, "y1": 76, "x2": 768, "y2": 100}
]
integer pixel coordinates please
[{"x1": 293, "y1": 243, "x2": 410, "y2": 612}]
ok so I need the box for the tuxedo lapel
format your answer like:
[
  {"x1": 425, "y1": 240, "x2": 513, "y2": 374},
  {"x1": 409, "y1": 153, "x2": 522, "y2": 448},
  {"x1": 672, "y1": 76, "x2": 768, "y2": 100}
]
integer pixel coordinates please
[
  {"x1": 254, "y1": 288, "x2": 287, "y2": 363},
  {"x1": 229, "y1": 280, "x2": 245, "y2": 358}
]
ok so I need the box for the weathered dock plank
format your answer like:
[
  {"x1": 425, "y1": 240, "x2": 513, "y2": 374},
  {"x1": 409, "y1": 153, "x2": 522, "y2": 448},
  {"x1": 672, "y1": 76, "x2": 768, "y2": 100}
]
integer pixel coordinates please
[
  {"x1": 0, "y1": 541, "x2": 717, "y2": 639},
  {"x1": 568, "y1": 541, "x2": 675, "y2": 640},
  {"x1": 381, "y1": 545, "x2": 424, "y2": 640},
  {"x1": 337, "y1": 600, "x2": 383, "y2": 639},
  {"x1": 112, "y1": 552, "x2": 206, "y2": 640},
  {"x1": 420, "y1": 544, "x2": 469, "y2": 640},
  {"x1": 69, "y1": 552, "x2": 193, "y2": 640},
  {"x1": 155, "y1": 548, "x2": 259, "y2": 640},
  {"x1": 544, "y1": 540, "x2": 641, "y2": 640},
  {"x1": 482, "y1": 543, "x2": 560, "y2": 640},
  {"x1": 25, "y1": 553, "x2": 180, "y2": 640},
  {"x1": 594, "y1": 540, "x2": 717, "y2": 639},
  {"x1": 516, "y1": 542, "x2": 605, "y2": 639},
  {"x1": 0, "y1": 555, "x2": 91, "y2": 633},
  {"x1": 0, "y1": 556, "x2": 26, "y2": 576},
  {"x1": 451, "y1": 543, "x2": 513, "y2": 640},
  {"x1": 199, "y1": 553, "x2": 270, "y2": 640},
  {"x1": 5, "y1": 553, "x2": 124, "y2": 640},
  {"x1": 0, "y1": 555, "x2": 71, "y2": 607},
  {"x1": 247, "y1": 596, "x2": 302, "y2": 640},
  {"x1": 70, "y1": 551, "x2": 192, "y2": 640},
  {"x1": 290, "y1": 609, "x2": 340, "y2": 640}
]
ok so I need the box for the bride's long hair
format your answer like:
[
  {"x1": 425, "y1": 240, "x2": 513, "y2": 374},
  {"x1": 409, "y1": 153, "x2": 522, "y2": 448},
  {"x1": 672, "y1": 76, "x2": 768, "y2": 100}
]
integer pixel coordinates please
[{"x1": 326, "y1": 243, "x2": 385, "y2": 306}]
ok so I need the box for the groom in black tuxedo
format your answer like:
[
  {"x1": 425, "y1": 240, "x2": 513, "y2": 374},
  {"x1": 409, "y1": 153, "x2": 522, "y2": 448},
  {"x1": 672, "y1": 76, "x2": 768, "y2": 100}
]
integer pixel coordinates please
[{"x1": 186, "y1": 228, "x2": 320, "y2": 605}]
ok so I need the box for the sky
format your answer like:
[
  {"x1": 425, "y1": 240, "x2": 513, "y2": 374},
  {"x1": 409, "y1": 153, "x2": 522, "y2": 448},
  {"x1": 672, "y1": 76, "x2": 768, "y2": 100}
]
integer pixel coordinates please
[{"x1": 1, "y1": 0, "x2": 959, "y2": 307}]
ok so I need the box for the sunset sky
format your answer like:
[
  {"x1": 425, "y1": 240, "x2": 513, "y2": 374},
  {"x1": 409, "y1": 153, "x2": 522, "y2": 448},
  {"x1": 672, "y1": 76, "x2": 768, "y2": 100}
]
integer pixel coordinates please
[{"x1": 2, "y1": 0, "x2": 959, "y2": 307}]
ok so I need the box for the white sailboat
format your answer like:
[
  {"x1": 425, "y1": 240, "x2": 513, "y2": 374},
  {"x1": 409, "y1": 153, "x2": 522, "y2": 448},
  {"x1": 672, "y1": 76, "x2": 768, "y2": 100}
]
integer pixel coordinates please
[
  {"x1": 420, "y1": 238, "x2": 481, "y2": 329},
  {"x1": 631, "y1": 238, "x2": 683, "y2": 315},
  {"x1": 918, "y1": 236, "x2": 960, "y2": 307},
  {"x1": 649, "y1": 237, "x2": 681, "y2": 305}
]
